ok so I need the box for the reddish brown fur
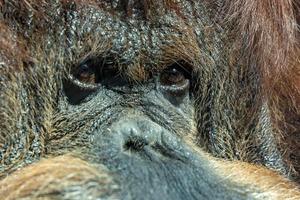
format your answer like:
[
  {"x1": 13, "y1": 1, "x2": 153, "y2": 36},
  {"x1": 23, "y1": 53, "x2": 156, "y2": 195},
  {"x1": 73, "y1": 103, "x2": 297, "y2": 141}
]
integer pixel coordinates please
[
  {"x1": 2, "y1": 152, "x2": 300, "y2": 200},
  {"x1": 0, "y1": 22, "x2": 28, "y2": 70},
  {"x1": 207, "y1": 0, "x2": 300, "y2": 178},
  {"x1": 0, "y1": 0, "x2": 300, "y2": 198},
  {"x1": 0, "y1": 155, "x2": 118, "y2": 200}
]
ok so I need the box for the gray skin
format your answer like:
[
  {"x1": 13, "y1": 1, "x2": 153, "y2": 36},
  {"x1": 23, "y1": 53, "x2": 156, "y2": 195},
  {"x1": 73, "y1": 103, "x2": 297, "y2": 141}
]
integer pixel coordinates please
[
  {"x1": 50, "y1": 62, "x2": 252, "y2": 199},
  {"x1": 0, "y1": 0, "x2": 289, "y2": 199}
]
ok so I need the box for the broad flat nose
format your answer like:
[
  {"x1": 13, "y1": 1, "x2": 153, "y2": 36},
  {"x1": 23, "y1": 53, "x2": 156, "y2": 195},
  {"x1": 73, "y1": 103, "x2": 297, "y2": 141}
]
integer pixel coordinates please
[{"x1": 114, "y1": 119, "x2": 163, "y2": 151}]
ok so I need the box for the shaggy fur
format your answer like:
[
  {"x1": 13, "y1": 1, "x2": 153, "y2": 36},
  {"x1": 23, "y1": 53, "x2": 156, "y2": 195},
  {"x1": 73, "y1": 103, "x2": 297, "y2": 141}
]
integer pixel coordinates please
[{"x1": 0, "y1": 0, "x2": 299, "y2": 199}]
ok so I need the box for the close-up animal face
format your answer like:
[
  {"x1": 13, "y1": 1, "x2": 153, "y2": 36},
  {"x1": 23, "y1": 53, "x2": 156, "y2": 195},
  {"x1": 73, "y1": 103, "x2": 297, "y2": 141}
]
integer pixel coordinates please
[{"x1": 0, "y1": 1, "x2": 299, "y2": 199}]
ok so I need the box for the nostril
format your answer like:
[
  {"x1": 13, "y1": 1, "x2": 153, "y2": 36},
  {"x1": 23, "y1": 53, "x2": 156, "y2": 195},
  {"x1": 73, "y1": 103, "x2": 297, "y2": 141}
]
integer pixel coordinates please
[{"x1": 123, "y1": 136, "x2": 149, "y2": 151}]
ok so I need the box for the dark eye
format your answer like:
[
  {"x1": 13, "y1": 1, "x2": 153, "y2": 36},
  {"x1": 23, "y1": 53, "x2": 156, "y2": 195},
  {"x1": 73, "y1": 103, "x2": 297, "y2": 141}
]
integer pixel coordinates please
[
  {"x1": 64, "y1": 57, "x2": 123, "y2": 105},
  {"x1": 160, "y1": 67, "x2": 186, "y2": 86},
  {"x1": 74, "y1": 62, "x2": 96, "y2": 84},
  {"x1": 159, "y1": 61, "x2": 191, "y2": 95},
  {"x1": 72, "y1": 58, "x2": 122, "y2": 86}
]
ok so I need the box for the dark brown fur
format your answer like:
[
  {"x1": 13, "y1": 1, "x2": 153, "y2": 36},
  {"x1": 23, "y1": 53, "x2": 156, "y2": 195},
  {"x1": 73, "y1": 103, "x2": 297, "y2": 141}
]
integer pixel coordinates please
[{"x1": 0, "y1": 0, "x2": 300, "y2": 199}]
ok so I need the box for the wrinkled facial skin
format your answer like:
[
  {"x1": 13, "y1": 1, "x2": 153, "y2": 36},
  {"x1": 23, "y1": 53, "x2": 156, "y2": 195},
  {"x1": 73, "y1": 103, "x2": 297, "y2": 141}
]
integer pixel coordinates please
[
  {"x1": 42, "y1": 2, "x2": 280, "y2": 199},
  {"x1": 54, "y1": 69, "x2": 244, "y2": 200},
  {"x1": 0, "y1": 1, "x2": 296, "y2": 200},
  {"x1": 46, "y1": 3, "x2": 223, "y2": 198}
]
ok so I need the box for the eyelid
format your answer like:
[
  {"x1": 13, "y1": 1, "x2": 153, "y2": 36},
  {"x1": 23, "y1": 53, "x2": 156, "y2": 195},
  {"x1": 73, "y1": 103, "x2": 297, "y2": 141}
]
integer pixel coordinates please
[
  {"x1": 157, "y1": 60, "x2": 193, "y2": 97},
  {"x1": 163, "y1": 60, "x2": 193, "y2": 76},
  {"x1": 71, "y1": 56, "x2": 133, "y2": 88},
  {"x1": 160, "y1": 79, "x2": 190, "y2": 92},
  {"x1": 67, "y1": 74, "x2": 100, "y2": 89},
  {"x1": 160, "y1": 61, "x2": 192, "y2": 83}
]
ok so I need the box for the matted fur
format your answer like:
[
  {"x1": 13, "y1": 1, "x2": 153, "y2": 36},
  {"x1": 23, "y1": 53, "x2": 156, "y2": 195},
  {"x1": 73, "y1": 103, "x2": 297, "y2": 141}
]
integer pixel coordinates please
[
  {"x1": 220, "y1": 0, "x2": 300, "y2": 179},
  {"x1": 0, "y1": 0, "x2": 300, "y2": 199},
  {"x1": 205, "y1": 0, "x2": 300, "y2": 178},
  {"x1": 0, "y1": 155, "x2": 119, "y2": 199}
]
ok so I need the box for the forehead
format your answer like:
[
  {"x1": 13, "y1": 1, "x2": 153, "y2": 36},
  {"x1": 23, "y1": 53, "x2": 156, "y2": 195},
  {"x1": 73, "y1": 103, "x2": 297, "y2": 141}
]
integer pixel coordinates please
[
  {"x1": 1, "y1": 0, "x2": 220, "y2": 74},
  {"x1": 61, "y1": 0, "x2": 212, "y2": 65}
]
